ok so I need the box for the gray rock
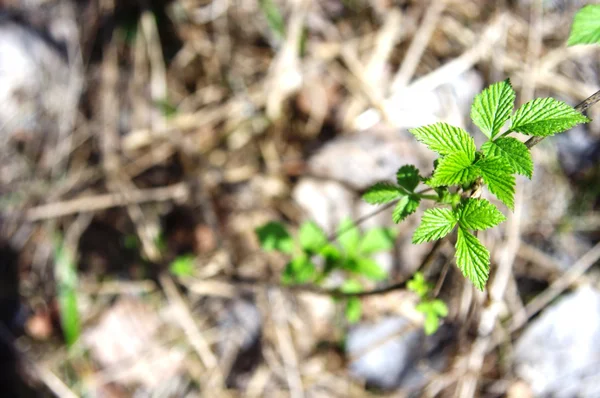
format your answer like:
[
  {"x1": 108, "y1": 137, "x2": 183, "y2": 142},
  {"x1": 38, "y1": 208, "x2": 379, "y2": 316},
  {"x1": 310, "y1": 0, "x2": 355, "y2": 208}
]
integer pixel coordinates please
[
  {"x1": 218, "y1": 298, "x2": 263, "y2": 388},
  {"x1": 306, "y1": 128, "x2": 434, "y2": 191},
  {"x1": 514, "y1": 286, "x2": 600, "y2": 397},
  {"x1": 555, "y1": 126, "x2": 600, "y2": 177},
  {"x1": 346, "y1": 317, "x2": 423, "y2": 390},
  {"x1": 520, "y1": 161, "x2": 572, "y2": 235},
  {"x1": 0, "y1": 4, "x2": 81, "y2": 142},
  {"x1": 292, "y1": 177, "x2": 355, "y2": 235}
]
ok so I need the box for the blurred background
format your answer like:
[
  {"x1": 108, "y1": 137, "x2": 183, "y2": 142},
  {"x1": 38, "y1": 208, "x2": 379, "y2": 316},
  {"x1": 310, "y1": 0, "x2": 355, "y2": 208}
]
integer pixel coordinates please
[{"x1": 0, "y1": 0, "x2": 599, "y2": 397}]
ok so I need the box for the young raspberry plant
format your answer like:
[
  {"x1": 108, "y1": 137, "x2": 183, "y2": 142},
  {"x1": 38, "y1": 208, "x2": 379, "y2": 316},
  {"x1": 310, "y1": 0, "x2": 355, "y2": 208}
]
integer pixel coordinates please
[
  {"x1": 407, "y1": 272, "x2": 448, "y2": 335},
  {"x1": 255, "y1": 218, "x2": 396, "y2": 323},
  {"x1": 363, "y1": 79, "x2": 590, "y2": 291}
]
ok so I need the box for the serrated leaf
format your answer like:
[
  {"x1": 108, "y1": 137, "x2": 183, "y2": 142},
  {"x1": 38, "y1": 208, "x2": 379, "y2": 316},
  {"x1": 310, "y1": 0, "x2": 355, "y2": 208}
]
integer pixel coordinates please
[
  {"x1": 471, "y1": 79, "x2": 515, "y2": 139},
  {"x1": 337, "y1": 218, "x2": 360, "y2": 255},
  {"x1": 412, "y1": 208, "x2": 457, "y2": 244},
  {"x1": 392, "y1": 195, "x2": 421, "y2": 223},
  {"x1": 363, "y1": 183, "x2": 404, "y2": 204},
  {"x1": 481, "y1": 137, "x2": 533, "y2": 178},
  {"x1": 476, "y1": 156, "x2": 516, "y2": 210},
  {"x1": 455, "y1": 227, "x2": 490, "y2": 291},
  {"x1": 510, "y1": 97, "x2": 590, "y2": 137},
  {"x1": 396, "y1": 165, "x2": 420, "y2": 191},
  {"x1": 353, "y1": 257, "x2": 387, "y2": 281},
  {"x1": 255, "y1": 222, "x2": 294, "y2": 253},
  {"x1": 568, "y1": 5, "x2": 600, "y2": 46},
  {"x1": 409, "y1": 123, "x2": 476, "y2": 158},
  {"x1": 456, "y1": 198, "x2": 506, "y2": 231},
  {"x1": 345, "y1": 297, "x2": 362, "y2": 324},
  {"x1": 299, "y1": 221, "x2": 327, "y2": 253},
  {"x1": 429, "y1": 152, "x2": 478, "y2": 187},
  {"x1": 358, "y1": 228, "x2": 396, "y2": 255}
]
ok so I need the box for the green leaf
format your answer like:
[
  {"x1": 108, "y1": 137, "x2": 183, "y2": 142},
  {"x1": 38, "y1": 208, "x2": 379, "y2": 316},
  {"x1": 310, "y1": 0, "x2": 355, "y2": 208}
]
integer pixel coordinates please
[
  {"x1": 568, "y1": 5, "x2": 600, "y2": 46},
  {"x1": 436, "y1": 188, "x2": 461, "y2": 207},
  {"x1": 255, "y1": 222, "x2": 294, "y2": 253},
  {"x1": 423, "y1": 312, "x2": 440, "y2": 335},
  {"x1": 337, "y1": 218, "x2": 360, "y2": 255},
  {"x1": 321, "y1": 243, "x2": 343, "y2": 276},
  {"x1": 363, "y1": 183, "x2": 404, "y2": 204},
  {"x1": 282, "y1": 255, "x2": 316, "y2": 284},
  {"x1": 358, "y1": 228, "x2": 396, "y2": 255},
  {"x1": 353, "y1": 257, "x2": 387, "y2": 281},
  {"x1": 396, "y1": 165, "x2": 420, "y2": 191},
  {"x1": 340, "y1": 279, "x2": 363, "y2": 294},
  {"x1": 407, "y1": 272, "x2": 430, "y2": 298},
  {"x1": 430, "y1": 299, "x2": 448, "y2": 317},
  {"x1": 320, "y1": 243, "x2": 342, "y2": 261},
  {"x1": 429, "y1": 152, "x2": 478, "y2": 187},
  {"x1": 456, "y1": 199, "x2": 506, "y2": 231},
  {"x1": 299, "y1": 221, "x2": 328, "y2": 253},
  {"x1": 345, "y1": 297, "x2": 362, "y2": 324},
  {"x1": 476, "y1": 156, "x2": 516, "y2": 210},
  {"x1": 455, "y1": 227, "x2": 490, "y2": 291},
  {"x1": 471, "y1": 79, "x2": 515, "y2": 139},
  {"x1": 392, "y1": 195, "x2": 421, "y2": 223},
  {"x1": 510, "y1": 97, "x2": 590, "y2": 137},
  {"x1": 409, "y1": 123, "x2": 476, "y2": 158},
  {"x1": 169, "y1": 255, "x2": 196, "y2": 277},
  {"x1": 412, "y1": 208, "x2": 457, "y2": 244},
  {"x1": 53, "y1": 236, "x2": 81, "y2": 348},
  {"x1": 481, "y1": 137, "x2": 533, "y2": 179},
  {"x1": 259, "y1": 0, "x2": 286, "y2": 41}
]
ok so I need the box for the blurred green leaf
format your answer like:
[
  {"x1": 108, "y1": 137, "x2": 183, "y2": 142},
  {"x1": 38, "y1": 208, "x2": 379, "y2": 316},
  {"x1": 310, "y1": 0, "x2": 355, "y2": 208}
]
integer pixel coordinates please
[
  {"x1": 320, "y1": 243, "x2": 343, "y2": 276},
  {"x1": 256, "y1": 222, "x2": 294, "y2": 253},
  {"x1": 53, "y1": 236, "x2": 81, "y2": 348},
  {"x1": 337, "y1": 218, "x2": 360, "y2": 255},
  {"x1": 431, "y1": 299, "x2": 448, "y2": 317},
  {"x1": 259, "y1": 0, "x2": 286, "y2": 41},
  {"x1": 340, "y1": 279, "x2": 363, "y2": 294},
  {"x1": 299, "y1": 221, "x2": 328, "y2": 253},
  {"x1": 354, "y1": 257, "x2": 387, "y2": 281},
  {"x1": 345, "y1": 297, "x2": 362, "y2": 324},
  {"x1": 282, "y1": 255, "x2": 316, "y2": 284},
  {"x1": 415, "y1": 299, "x2": 447, "y2": 335},
  {"x1": 407, "y1": 272, "x2": 430, "y2": 298},
  {"x1": 155, "y1": 98, "x2": 178, "y2": 119},
  {"x1": 169, "y1": 255, "x2": 196, "y2": 277},
  {"x1": 358, "y1": 227, "x2": 396, "y2": 255},
  {"x1": 124, "y1": 234, "x2": 139, "y2": 250},
  {"x1": 423, "y1": 312, "x2": 440, "y2": 335}
]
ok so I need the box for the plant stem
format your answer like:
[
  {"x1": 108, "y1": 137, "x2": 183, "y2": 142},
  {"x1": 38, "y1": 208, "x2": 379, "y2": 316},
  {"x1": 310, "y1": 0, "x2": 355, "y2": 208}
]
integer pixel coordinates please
[{"x1": 419, "y1": 194, "x2": 439, "y2": 201}]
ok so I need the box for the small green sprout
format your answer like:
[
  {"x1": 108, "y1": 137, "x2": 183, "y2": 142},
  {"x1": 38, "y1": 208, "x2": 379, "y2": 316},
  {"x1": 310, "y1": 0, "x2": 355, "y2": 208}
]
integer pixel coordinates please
[
  {"x1": 255, "y1": 218, "x2": 396, "y2": 323},
  {"x1": 53, "y1": 235, "x2": 81, "y2": 348},
  {"x1": 169, "y1": 255, "x2": 196, "y2": 277},
  {"x1": 407, "y1": 272, "x2": 448, "y2": 335}
]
